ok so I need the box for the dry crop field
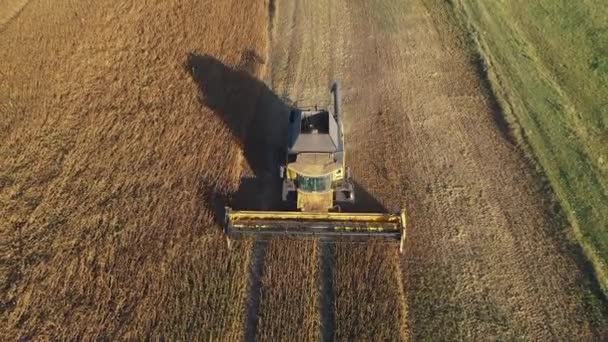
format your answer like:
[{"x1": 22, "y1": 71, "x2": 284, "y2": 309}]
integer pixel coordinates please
[
  {"x1": 1, "y1": 0, "x2": 607, "y2": 340},
  {"x1": 1, "y1": 0, "x2": 269, "y2": 339}
]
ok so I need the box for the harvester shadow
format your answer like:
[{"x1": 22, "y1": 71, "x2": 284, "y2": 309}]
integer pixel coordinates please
[
  {"x1": 344, "y1": 180, "x2": 388, "y2": 213},
  {"x1": 186, "y1": 51, "x2": 289, "y2": 202}
]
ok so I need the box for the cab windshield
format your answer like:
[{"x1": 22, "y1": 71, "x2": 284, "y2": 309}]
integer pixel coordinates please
[{"x1": 297, "y1": 174, "x2": 331, "y2": 192}]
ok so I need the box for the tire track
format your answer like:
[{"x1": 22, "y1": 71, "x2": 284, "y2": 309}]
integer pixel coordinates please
[
  {"x1": 243, "y1": 241, "x2": 268, "y2": 342},
  {"x1": 319, "y1": 242, "x2": 335, "y2": 342}
]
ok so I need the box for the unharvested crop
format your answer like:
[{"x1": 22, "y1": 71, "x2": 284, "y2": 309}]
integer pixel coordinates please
[{"x1": 0, "y1": 0, "x2": 268, "y2": 339}]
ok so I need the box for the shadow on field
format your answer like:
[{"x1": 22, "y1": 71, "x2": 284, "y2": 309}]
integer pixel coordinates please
[
  {"x1": 345, "y1": 181, "x2": 388, "y2": 213},
  {"x1": 186, "y1": 51, "x2": 289, "y2": 208}
]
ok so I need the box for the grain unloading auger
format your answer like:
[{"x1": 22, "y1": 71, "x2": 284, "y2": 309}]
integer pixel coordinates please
[{"x1": 224, "y1": 82, "x2": 407, "y2": 252}]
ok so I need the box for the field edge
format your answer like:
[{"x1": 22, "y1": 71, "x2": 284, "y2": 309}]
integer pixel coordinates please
[{"x1": 423, "y1": 0, "x2": 608, "y2": 298}]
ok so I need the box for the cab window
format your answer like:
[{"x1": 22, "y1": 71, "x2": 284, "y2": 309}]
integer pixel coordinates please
[{"x1": 297, "y1": 174, "x2": 331, "y2": 192}]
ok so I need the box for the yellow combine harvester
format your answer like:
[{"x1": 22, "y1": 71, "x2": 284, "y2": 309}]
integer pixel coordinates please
[{"x1": 224, "y1": 82, "x2": 407, "y2": 252}]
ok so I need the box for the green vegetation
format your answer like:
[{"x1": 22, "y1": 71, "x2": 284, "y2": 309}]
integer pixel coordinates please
[{"x1": 451, "y1": 0, "x2": 608, "y2": 292}]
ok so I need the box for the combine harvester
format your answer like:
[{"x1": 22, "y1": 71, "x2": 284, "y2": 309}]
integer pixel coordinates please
[{"x1": 224, "y1": 82, "x2": 407, "y2": 252}]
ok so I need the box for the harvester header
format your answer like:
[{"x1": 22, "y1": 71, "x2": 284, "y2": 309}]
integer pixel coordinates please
[
  {"x1": 224, "y1": 82, "x2": 407, "y2": 252},
  {"x1": 225, "y1": 208, "x2": 407, "y2": 252}
]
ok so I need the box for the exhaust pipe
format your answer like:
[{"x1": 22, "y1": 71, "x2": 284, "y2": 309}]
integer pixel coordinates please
[{"x1": 331, "y1": 81, "x2": 340, "y2": 119}]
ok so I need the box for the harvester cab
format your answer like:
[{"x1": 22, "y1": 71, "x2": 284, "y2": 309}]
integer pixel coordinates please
[{"x1": 224, "y1": 82, "x2": 407, "y2": 252}]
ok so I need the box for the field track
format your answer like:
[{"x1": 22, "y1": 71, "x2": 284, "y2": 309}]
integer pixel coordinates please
[{"x1": 1, "y1": 0, "x2": 606, "y2": 340}]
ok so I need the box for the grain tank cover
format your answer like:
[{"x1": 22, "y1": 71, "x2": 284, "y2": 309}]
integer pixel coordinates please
[{"x1": 288, "y1": 110, "x2": 341, "y2": 154}]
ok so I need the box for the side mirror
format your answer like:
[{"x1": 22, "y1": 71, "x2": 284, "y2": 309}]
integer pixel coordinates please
[{"x1": 279, "y1": 166, "x2": 285, "y2": 178}]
